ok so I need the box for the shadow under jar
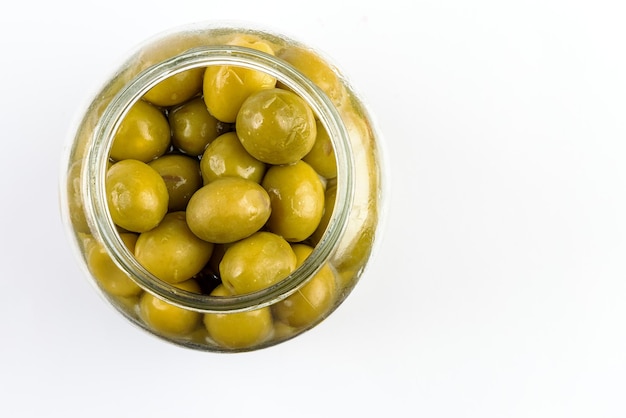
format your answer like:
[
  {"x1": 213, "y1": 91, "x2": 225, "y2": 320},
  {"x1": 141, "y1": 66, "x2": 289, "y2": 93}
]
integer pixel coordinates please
[{"x1": 61, "y1": 23, "x2": 384, "y2": 352}]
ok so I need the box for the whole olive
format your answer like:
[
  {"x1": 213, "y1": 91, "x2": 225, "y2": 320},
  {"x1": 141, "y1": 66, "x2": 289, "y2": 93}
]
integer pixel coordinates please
[
  {"x1": 134, "y1": 212, "x2": 214, "y2": 284},
  {"x1": 186, "y1": 177, "x2": 271, "y2": 244},
  {"x1": 219, "y1": 231, "x2": 297, "y2": 294},
  {"x1": 236, "y1": 88, "x2": 316, "y2": 165},
  {"x1": 106, "y1": 159, "x2": 169, "y2": 233}
]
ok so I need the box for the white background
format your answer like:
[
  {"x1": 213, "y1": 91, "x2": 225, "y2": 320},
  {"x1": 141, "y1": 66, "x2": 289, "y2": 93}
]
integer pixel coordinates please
[{"x1": 1, "y1": 0, "x2": 626, "y2": 417}]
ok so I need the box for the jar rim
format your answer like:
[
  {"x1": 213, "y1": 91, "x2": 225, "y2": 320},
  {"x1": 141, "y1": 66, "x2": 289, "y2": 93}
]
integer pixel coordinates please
[{"x1": 82, "y1": 45, "x2": 355, "y2": 313}]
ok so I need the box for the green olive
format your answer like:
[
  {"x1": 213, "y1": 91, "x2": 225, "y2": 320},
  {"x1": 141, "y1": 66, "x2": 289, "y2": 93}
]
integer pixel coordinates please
[
  {"x1": 303, "y1": 119, "x2": 337, "y2": 179},
  {"x1": 106, "y1": 159, "x2": 169, "y2": 233},
  {"x1": 143, "y1": 67, "x2": 205, "y2": 107},
  {"x1": 277, "y1": 46, "x2": 346, "y2": 107},
  {"x1": 309, "y1": 183, "x2": 337, "y2": 245},
  {"x1": 139, "y1": 278, "x2": 202, "y2": 336},
  {"x1": 199, "y1": 132, "x2": 266, "y2": 184},
  {"x1": 272, "y1": 244, "x2": 337, "y2": 328},
  {"x1": 203, "y1": 284, "x2": 273, "y2": 349},
  {"x1": 186, "y1": 177, "x2": 271, "y2": 244},
  {"x1": 219, "y1": 231, "x2": 297, "y2": 294},
  {"x1": 86, "y1": 233, "x2": 142, "y2": 297},
  {"x1": 169, "y1": 97, "x2": 223, "y2": 156},
  {"x1": 67, "y1": 160, "x2": 90, "y2": 234},
  {"x1": 148, "y1": 154, "x2": 202, "y2": 212},
  {"x1": 262, "y1": 160, "x2": 325, "y2": 242},
  {"x1": 334, "y1": 214, "x2": 377, "y2": 289},
  {"x1": 236, "y1": 88, "x2": 317, "y2": 165},
  {"x1": 203, "y1": 38, "x2": 276, "y2": 123},
  {"x1": 225, "y1": 33, "x2": 276, "y2": 54},
  {"x1": 109, "y1": 100, "x2": 170, "y2": 163},
  {"x1": 272, "y1": 320, "x2": 296, "y2": 341},
  {"x1": 134, "y1": 212, "x2": 214, "y2": 284}
]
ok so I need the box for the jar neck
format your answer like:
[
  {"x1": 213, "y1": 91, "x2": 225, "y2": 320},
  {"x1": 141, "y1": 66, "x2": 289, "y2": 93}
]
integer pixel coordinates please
[{"x1": 82, "y1": 46, "x2": 355, "y2": 313}]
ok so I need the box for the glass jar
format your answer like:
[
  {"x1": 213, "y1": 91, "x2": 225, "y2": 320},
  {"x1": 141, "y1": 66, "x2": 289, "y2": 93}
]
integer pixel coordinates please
[{"x1": 61, "y1": 23, "x2": 384, "y2": 352}]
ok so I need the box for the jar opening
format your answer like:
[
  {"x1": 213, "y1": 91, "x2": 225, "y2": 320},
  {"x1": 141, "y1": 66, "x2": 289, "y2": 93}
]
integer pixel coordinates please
[{"x1": 82, "y1": 46, "x2": 355, "y2": 313}]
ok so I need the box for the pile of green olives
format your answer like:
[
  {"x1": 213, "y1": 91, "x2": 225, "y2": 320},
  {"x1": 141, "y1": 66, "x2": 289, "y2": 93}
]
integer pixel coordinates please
[
  {"x1": 93, "y1": 33, "x2": 347, "y2": 350},
  {"x1": 65, "y1": 26, "x2": 382, "y2": 352}
]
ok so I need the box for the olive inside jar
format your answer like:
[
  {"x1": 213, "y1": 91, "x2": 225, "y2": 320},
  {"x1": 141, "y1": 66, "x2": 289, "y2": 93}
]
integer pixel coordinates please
[{"x1": 62, "y1": 23, "x2": 384, "y2": 352}]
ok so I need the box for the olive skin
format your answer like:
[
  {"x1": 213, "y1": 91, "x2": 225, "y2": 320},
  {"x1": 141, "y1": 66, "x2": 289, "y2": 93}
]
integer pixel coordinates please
[
  {"x1": 203, "y1": 284, "x2": 273, "y2": 349},
  {"x1": 186, "y1": 177, "x2": 271, "y2": 244},
  {"x1": 109, "y1": 100, "x2": 170, "y2": 163},
  {"x1": 277, "y1": 46, "x2": 346, "y2": 106},
  {"x1": 236, "y1": 88, "x2": 317, "y2": 165},
  {"x1": 106, "y1": 159, "x2": 169, "y2": 233},
  {"x1": 309, "y1": 183, "x2": 337, "y2": 246},
  {"x1": 272, "y1": 244, "x2": 337, "y2": 328},
  {"x1": 87, "y1": 233, "x2": 142, "y2": 297},
  {"x1": 199, "y1": 132, "x2": 266, "y2": 185},
  {"x1": 262, "y1": 160, "x2": 325, "y2": 242},
  {"x1": 139, "y1": 278, "x2": 202, "y2": 337},
  {"x1": 148, "y1": 154, "x2": 203, "y2": 212},
  {"x1": 219, "y1": 231, "x2": 297, "y2": 294},
  {"x1": 143, "y1": 67, "x2": 204, "y2": 107},
  {"x1": 169, "y1": 97, "x2": 222, "y2": 156},
  {"x1": 202, "y1": 38, "x2": 276, "y2": 123},
  {"x1": 67, "y1": 160, "x2": 90, "y2": 233},
  {"x1": 303, "y1": 119, "x2": 337, "y2": 179},
  {"x1": 134, "y1": 212, "x2": 214, "y2": 284}
]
